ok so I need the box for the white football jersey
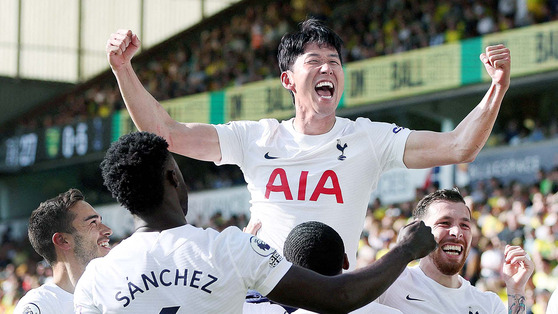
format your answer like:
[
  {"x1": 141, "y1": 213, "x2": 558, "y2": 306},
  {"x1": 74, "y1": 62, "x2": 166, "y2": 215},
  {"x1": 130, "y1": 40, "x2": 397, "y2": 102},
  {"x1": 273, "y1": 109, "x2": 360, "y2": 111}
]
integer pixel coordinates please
[
  {"x1": 74, "y1": 225, "x2": 292, "y2": 313},
  {"x1": 215, "y1": 117, "x2": 410, "y2": 268},
  {"x1": 547, "y1": 287, "x2": 558, "y2": 314},
  {"x1": 377, "y1": 266, "x2": 507, "y2": 313},
  {"x1": 290, "y1": 300, "x2": 403, "y2": 314},
  {"x1": 14, "y1": 281, "x2": 74, "y2": 314},
  {"x1": 243, "y1": 302, "x2": 289, "y2": 314}
]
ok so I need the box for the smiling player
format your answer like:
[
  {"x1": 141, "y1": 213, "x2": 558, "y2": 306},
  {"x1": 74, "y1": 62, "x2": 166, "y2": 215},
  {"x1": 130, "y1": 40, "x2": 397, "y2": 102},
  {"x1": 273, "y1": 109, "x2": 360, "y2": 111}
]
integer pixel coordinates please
[
  {"x1": 15, "y1": 189, "x2": 112, "y2": 314},
  {"x1": 376, "y1": 188, "x2": 534, "y2": 314}
]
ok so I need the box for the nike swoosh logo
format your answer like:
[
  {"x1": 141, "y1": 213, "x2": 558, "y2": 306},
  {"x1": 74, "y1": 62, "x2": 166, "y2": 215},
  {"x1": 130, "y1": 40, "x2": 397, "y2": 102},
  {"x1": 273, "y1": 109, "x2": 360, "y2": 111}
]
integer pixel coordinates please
[
  {"x1": 264, "y1": 152, "x2": 279, "y2": 159},
  {"x1": 406, "y1": 295, "x2": 424, "y2": 301}
]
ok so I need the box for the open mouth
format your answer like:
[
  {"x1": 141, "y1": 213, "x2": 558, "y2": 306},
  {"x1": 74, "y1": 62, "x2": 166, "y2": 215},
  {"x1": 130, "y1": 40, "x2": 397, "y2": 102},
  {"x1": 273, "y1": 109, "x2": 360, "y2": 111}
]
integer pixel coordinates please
[
  {"x1": 98, "y1": 239, "x2": 111, "y2": 249},
  {"x1": 315, "y1": 81, "x2": 334, "y2": 99},
  {"x1": 441, "y1": 244, "x2": 463, "y2": 256}
]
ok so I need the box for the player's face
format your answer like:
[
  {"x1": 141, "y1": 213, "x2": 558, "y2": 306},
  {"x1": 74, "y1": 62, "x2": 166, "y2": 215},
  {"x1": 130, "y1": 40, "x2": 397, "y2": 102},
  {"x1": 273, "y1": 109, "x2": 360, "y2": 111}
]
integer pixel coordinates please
[
  {"x1": 69, "y1": 201, "x2": 112, "y2": 265},
  {"x1": 422, "y1": 201, "x2": 472, "y2": 275},
  {"x1": 286, "y1": 43, "x2": 344, "y2": 116}
]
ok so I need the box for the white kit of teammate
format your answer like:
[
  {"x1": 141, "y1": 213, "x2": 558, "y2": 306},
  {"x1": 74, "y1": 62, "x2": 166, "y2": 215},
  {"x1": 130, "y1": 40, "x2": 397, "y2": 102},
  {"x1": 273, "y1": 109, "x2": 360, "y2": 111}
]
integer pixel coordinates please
[
  {"x1": 74, "y1": 225, "x2": 291, "y2": 313},
  {"x1": 548, "y1": 289, "x2": 558, "y2": 313},
  {"x1": 15, "y1": 281, "x2": 74, "y2": 314},
  {"x1": 215, "y1": 116, "x2": 411, "y2": 268},
  {"x1": 376, "y1": 265, "x2": 506, "y2": 313},
  {"x1": 292, "y1": 300, "x2": 403, "y2": 314}
]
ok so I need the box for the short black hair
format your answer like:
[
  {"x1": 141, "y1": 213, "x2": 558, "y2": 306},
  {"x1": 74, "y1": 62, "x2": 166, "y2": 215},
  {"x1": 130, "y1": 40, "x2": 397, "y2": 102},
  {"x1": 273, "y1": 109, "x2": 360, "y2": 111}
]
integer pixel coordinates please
[
  {"x1": 413, "y1": 188, "x2": 468, "y2": 220},
  {"x1": 283, "y1": 221, "x2": 345, "y2": 276},
  {"x1": 277, "y1": 18, "x2": 344, "y2": 73},
  {"x1": 101, "y1": 132, "x2": 170, "y2": 215},
  {"x1": 28, "y1": 189, "x2": 83, "y2": 265}
]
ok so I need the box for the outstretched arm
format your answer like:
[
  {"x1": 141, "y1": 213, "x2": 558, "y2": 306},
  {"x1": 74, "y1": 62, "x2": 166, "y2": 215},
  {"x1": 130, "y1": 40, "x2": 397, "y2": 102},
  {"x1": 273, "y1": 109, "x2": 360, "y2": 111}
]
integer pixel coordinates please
[
  {"x1": 267, "y1": 220, "x2": 437, "y2": 313},
  {"x1": 502, "y1": 245, "x2": 534, "y2": 314},
  {"x1": 106, "y1": 30, "x2": 221, "y2": 162},
  {"x1": 403, "y1": 44, "x2": 511, "y2": 169}
]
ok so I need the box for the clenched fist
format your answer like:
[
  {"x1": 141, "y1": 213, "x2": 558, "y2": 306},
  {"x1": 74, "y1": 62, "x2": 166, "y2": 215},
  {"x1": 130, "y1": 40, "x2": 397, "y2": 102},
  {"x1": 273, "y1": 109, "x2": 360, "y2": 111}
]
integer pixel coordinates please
[
  {"x1": 106, "y1": 29, "x2": 141, "y2": 71},
  {"x1": 396, "y1": 220, "x2": 437, "y2": 260}
]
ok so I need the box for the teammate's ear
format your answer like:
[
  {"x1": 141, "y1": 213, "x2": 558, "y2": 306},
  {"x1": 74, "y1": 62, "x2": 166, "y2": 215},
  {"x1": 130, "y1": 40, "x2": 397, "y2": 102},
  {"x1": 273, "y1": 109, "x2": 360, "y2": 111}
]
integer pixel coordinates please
[
  {"x1": 167, "y1": 169, "x2": 179, "y2": 188},
  {"x1": 281, "y1": 71, "x2": 295, "y2": 91},
  {"x1": 52, "y1": 232, "x2": 71, "y2": 250},
  {"x1": 342, "y1": 253, "x2": 350, "y2": 271}
]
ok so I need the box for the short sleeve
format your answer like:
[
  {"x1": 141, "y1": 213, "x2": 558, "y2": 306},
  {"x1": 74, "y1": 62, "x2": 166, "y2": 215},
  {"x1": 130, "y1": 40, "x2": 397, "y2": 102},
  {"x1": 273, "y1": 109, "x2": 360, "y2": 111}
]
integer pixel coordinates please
[
  {"x1": 218, "y1": 227, "x2": 292, "y2": 296},
  {"x1": 14, "y1": 301, "x2": 48, "y2": 314},
  {"x1": 355, "y1": 118, "x2": 411, "y2": 171},
  {"x1": 548, "y1": 289, "x2": 558, "y2": 314},
  {"x1": 213, "y1": 121, "x2": 248, "y2": 166},
  {"x1": 14, "y1": 284, "x2": 73, "y2": 314}
]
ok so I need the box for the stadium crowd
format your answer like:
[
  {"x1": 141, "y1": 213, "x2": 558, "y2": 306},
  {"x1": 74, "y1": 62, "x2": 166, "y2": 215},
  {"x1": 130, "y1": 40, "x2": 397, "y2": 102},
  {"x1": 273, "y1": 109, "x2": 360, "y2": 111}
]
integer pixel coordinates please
[
  {"x1": 12, "y1": 0, "x2": 558, "y2": 133},
  {"x1": 3, "y1": 0, "x2": 558, "y2": 312}
]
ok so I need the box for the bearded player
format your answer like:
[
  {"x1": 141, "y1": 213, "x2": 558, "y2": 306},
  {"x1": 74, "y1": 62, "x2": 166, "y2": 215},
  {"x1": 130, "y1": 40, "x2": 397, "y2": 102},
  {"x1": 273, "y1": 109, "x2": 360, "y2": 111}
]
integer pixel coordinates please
[
  {"x1": 376, "y1": 188, "x2": 533, "y2": 314},
  {"x1": 15, "y1": 189, "x2": 112, "y2": 314}
]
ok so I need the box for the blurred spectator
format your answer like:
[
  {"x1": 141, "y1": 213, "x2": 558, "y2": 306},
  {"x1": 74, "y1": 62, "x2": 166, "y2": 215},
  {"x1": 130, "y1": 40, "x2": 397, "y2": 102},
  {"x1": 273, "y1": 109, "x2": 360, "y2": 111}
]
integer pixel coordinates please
[
  {"x1": 533, "y1": 288, "x2": 551, "y2": 314},
  {"x1": 498, "y1": 210, "x2": 525, "y2": 246},
  {"x1": 479, "y1": 238, "x2": 505, "y2": 283},
  {"x1": 532, "y1": 257, "x2": 558, "y2": 293},
  {"x1": 461, "y1": 223, "x2": 482, "y2": 286}
]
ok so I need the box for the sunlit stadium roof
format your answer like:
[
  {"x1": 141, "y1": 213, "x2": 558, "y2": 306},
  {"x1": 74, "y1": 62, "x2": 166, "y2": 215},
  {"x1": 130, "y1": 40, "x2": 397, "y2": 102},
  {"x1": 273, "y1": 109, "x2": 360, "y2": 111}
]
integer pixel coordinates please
[{"x1": 0, "y1": 0, "x2": 241, "y2": 83}]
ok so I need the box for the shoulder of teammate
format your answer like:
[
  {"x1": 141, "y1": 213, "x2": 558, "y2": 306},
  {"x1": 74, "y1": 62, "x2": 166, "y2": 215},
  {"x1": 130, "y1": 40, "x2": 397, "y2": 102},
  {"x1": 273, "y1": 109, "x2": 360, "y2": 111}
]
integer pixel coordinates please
[
  {"x1": 217, "y1": 226, "x2": 258, "y2": 252},
  {"x1": 218, "y1": 226, "x2": 289, "y2": 270},
  {"x1": 217, "y1": 118, "x2": 279, "y2": 132},
  {"x1": 213, "y1": 119, "x2": 273, "y2": 146},
  {"x1": 14, "y1": 301, "x2": 42, "y2": 314},
  {"x1": 75, "y1": 258, "x2": 102, "y2": 292},
  {"x1": 353, "y1": 117, "x2": 410, "y2": 136},
  {"x1": 74, "y1": 266, "x2": 100, "y2": 313},
  {"x1": 377, "y1": 266, "x2": 411, "y2": 298},
  {"x1": 14, "y1": 287, "x2": 55, "y2": 314}
]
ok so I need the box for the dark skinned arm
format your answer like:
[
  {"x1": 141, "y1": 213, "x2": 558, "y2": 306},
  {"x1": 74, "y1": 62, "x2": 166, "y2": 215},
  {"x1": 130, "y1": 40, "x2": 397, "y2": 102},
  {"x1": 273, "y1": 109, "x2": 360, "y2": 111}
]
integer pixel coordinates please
[{"x1": 267, "y1": 220, "x2": 436, "y2": 313}]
